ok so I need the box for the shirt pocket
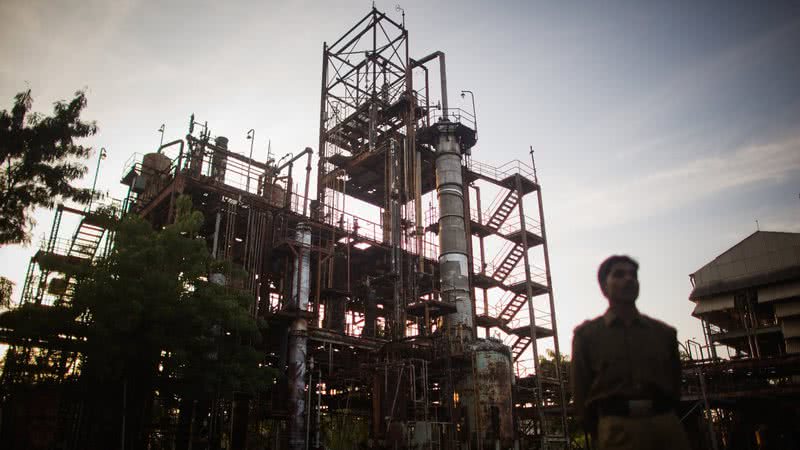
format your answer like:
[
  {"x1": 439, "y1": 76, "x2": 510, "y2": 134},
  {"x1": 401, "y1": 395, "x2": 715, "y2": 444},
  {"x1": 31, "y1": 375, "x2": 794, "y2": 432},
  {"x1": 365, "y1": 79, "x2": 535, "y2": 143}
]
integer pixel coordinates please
[
  {"x1": 637, "y1": 353, "x2": 669, "y2": 388},
  {"x1": 596, "y1": 355, "x2": 629, "y2": 387}
]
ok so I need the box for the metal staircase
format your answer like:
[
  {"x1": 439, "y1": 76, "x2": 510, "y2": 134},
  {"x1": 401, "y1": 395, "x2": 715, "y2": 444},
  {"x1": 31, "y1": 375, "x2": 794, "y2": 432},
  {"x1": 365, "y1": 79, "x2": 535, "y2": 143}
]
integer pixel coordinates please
[
  {"x1": 499, "y1": 292, "x2": 526, "y2": 322},
  {"x1": 510, "y1": 335, "x2": 532, "y2": 362},
  {"x1": 19, "y1": 203, "x2": 118, "y2": 307},
  {"x1": 486, "y1": 190, "x2": 519, "y2": 230},
  {"x1": 464, "y1": 154, "x2": 569, "y2": 448},
  {"x1": 67, "y1": 220, "x2": 107, "y2": 261},
  {"x1": 491, "y1": 243, "x2": 525, "y2": 283}
]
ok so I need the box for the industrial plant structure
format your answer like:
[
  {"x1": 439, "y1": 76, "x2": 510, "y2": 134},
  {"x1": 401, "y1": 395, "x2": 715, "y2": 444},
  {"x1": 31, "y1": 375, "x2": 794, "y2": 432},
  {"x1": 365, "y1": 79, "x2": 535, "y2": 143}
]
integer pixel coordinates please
[
  {"x1": 682, "y1": 230, "x2": 800, "y2": 449},
  {"x1": 0, "y1": 9, "x2": 569, "y2": 449}
]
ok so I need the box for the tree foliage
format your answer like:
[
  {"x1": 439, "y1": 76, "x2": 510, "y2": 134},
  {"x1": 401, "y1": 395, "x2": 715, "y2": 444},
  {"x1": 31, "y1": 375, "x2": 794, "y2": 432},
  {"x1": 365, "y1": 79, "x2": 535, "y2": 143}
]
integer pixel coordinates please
[
  {"x1": 537, "y1": 350, "x2": 592, "y2": 449},
  {"x1": 0, "y1": 276, "x2": 13, "y2": 310},
  {"x1": 0, "y1": 89, "x2": 96, "y2": 245},
  {"x1": 73, "y1": 195, "x2": 271, "y2": 394}
]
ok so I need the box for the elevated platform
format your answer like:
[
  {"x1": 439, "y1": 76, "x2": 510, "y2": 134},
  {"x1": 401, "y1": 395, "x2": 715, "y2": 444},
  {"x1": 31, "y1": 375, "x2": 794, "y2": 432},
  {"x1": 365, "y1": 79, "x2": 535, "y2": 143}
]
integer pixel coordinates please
[
  {"x1": 406, "y1": 300, "x2": 457, "y2": 318},
  {"x1": 475, "y1": 314, "x2": 505, "y2": 329},
  {"x1": 323, "y1": 147, "x2": 438, "y2": 207},
  {"x1": 508, "y1": 279, "x2": 550, "y2": 297},
  {"x1": 416, "y1": 119, "x2": 477, "y2": 151},
  {"x1": 33, "y1": 250, "x2": 91, "y2": 274},
  {"x1": 428, "y1": 217, "x2": 544, "y2": 248},
  {"x1": 307, "y1": 326, "x2": 387, "y2": 351},
  {"x1": 472, "y1": 272, "x2": 502, "y2": 289},
  {"x1": 464, "y1": 170, "x2": 539, "y2": 194},
  {"x1": 0, "y1": 305, "x2": 86, "y2": 351},
  {"x1": 268, "y1": 308, "x2": 315, "y2": 322},
  {"x1": 504, "y1": 229, "x2": 544, "y2": 248},
  {"x1": 320, "y1": 287, "x2": 352, "y2": 299},
  {"x1": 322, "y1": 98, "x2": 436, "y2": 208},
  {"x1": 508, "y1": 324, "x2": 554, "y2": 339}
]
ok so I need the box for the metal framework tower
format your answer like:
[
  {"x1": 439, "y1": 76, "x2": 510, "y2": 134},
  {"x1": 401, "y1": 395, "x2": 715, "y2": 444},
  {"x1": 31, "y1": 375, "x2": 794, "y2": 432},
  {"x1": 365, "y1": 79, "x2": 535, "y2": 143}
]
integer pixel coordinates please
[
  {"x1": 316, "y1": 7, "x2": 569, "y2": 448},
  {"x1": 0, "y1": 8, "x2": 569, "y2": 450}
]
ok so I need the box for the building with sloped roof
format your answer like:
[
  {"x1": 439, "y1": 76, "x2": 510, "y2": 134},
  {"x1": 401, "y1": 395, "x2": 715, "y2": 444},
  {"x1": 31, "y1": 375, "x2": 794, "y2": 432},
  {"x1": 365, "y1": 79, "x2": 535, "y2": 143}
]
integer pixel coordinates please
[
  {"x1": 690, "y1": 230, "x2": 800, "y2": 358},
  {"x1": 683, "y1": 231, "x2": 800, "y2": 449}
]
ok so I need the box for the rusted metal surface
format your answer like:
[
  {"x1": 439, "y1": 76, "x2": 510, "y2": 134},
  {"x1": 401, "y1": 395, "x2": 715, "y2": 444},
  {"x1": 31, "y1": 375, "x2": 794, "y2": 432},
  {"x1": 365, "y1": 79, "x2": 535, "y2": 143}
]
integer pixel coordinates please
[
  {"x1": 287, "y1": 224, "x2": 311, "y2": 450},
  {"x1": 432, "y1": 120, "x2": 474, "y2": 340},
  {"x1": 2, "y1": 7, "x2": 575, "y2": 449},
  {"x1": 471, "y1": 339, "x2": 515, "y2": 448}
]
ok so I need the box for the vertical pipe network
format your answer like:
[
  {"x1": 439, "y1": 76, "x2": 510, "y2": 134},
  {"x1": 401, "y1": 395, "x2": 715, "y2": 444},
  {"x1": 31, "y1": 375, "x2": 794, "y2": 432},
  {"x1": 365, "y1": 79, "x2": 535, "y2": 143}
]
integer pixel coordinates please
[
  {"x1": 288, "y1": 223, "x2": 312, "y2": 450},
  {"x1": 434, "y1": 122, "x2": 473, "y2": 339},
  {"x1": 390, "y1": 140, "x2": 403, "y2": 338}
]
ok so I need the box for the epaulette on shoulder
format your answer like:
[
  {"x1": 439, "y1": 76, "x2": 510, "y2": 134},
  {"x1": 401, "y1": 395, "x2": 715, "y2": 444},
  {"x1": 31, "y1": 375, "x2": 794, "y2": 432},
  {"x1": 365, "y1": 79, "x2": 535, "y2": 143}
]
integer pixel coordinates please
[
  {"x1": 642, "y1": 314, "x2": 676, "y2": 334},
  {"x1": 574, "y1": 316, "x2": 603, "y2": 336}
]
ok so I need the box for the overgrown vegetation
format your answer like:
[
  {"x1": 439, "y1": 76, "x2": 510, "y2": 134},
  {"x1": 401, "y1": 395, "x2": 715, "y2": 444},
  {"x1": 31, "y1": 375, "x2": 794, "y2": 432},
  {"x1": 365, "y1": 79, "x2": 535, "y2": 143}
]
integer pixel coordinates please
[
  {"x1": 69, "y1": 195, "x2": 273, "y2": 448},
  {"x1": 0, "y1": 277, "x2": 12, "y2": 310},
  {"x1": 0, "y1": 195, "x2": 275, "y2": 448},
  {"x1": 537, "y1": 350, "x2": 591, "y2": 449}
]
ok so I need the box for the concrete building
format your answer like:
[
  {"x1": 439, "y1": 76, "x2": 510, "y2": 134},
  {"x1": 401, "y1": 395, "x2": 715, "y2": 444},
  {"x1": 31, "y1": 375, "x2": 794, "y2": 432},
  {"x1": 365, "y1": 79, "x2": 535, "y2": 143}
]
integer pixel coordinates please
[{"x1": 690, "y1": 231, "x2": 800, "y2": 358}]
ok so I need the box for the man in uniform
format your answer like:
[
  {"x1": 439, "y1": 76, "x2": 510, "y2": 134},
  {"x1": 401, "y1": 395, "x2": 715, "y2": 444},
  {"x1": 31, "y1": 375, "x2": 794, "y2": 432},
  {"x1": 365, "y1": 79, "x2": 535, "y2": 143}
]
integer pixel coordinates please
[{"x1": 571, "y1": 255, "x2": 690, "y2": 450}]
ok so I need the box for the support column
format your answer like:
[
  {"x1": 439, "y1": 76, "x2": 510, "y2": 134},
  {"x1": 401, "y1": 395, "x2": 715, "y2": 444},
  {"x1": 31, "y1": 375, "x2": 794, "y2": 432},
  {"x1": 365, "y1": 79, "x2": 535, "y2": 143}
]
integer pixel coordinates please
[
  {"x1": 515, "y1": 175, "x2": 548, "y2": 450},
  {"x1": 434, "y1": 121, "x2": 473, "y2": 341},
  {"x1": 288, "y1": 223, "x2": 311, "y2": 450}
]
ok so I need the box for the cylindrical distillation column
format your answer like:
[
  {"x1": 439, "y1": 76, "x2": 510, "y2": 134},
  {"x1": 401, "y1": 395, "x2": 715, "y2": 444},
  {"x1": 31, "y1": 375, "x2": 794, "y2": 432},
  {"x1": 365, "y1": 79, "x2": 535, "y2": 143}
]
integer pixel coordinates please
[
  {"x1": 288, "y1": 223, "x2": 311, "y2": 450},
  {"x1": 434, "y1": 121, "x2": 473, "y2": 340}
]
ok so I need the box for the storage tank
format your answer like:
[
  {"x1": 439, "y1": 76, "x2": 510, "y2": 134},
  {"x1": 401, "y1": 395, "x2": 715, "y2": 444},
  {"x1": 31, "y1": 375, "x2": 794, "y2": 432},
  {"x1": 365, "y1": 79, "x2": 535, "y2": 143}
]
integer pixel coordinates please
[
  {"x1": 458, "y1": 339, "x2": 515, "y2": 449},
  {"x1": 140, "y1": 152, "x2": 172, "y2": 201},
  {"x1": 261, "y1": 181, "x2": 286, "y2": 208}
]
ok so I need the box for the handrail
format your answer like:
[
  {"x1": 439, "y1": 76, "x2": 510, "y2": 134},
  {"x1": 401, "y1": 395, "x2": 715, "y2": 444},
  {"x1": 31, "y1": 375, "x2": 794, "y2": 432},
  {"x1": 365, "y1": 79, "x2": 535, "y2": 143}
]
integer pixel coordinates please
[
  {"x1": 288, "y1": 191, "x2": 441, "y2": 261},
  {"x1": 499, "y1": 214, "x2": 542, "y2": 237},
  {"x1": 489, "y1": 240, "x2": 518, "y2": 269},
  {"x1": 38, "y1": 237, "x2": 77, "y2": 255},
  {"x1": 121, "y1": 152, "x2": 143, "y2": 179},
  {"x1": 505, "y1": 264, "x2": 548, "y2": 287},
  {"x1": 426, "y1": 203, "x2": 541, "y2": 239},
  {"x1": 467, "y1": 158, "x2": 537, "y2": 184},
  {"x1": 429, "y1": 107, "x2": 476, "y2": 130}
]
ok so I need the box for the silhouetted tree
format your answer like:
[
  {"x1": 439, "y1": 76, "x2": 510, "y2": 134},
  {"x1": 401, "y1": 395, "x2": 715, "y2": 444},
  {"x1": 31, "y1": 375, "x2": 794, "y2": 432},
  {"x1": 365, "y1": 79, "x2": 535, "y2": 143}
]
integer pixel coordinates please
[
  {"x1": 72, "y1": 196, "x2": 273, "y2": 448},
  {"x1": 0, "y1": 277, "x2": 12, "y2": 310},
  {"x1": 0, "y1": 89, "x2": 96, "y2": 245},
  {"x1": 537, "y1": 350, "x2": 593, "y2": 449}
]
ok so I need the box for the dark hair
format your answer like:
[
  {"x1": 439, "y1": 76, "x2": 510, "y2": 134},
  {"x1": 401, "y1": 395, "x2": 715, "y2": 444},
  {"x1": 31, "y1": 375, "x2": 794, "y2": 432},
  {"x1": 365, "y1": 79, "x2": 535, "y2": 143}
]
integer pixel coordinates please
[{"x1": 597, "y1": 255, "x2": 639, "y2": 289}]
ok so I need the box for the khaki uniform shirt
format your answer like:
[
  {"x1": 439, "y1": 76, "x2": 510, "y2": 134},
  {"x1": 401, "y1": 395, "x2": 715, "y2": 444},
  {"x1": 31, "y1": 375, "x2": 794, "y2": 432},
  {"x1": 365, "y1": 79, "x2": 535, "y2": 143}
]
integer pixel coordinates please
[{"x1": 570, "y1": 308, "x2": 681, "y2": 431}]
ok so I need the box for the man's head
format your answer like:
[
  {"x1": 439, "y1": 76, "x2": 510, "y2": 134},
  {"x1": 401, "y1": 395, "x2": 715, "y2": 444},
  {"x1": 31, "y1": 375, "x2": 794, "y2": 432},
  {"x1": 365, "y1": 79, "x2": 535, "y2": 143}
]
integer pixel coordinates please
[{"x1": 597, "y1": 255, "x2": 639, "y2": 304}]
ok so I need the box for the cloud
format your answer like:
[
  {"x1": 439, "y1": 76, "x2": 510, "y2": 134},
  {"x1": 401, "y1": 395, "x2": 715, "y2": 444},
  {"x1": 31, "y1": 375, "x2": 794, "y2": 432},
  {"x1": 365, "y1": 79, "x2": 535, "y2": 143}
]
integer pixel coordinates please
[
  {"x1": 561, "y1": 133, "x2": 800, "y2": 229},
  {"x1": 597, "y1": 16, "x2": 800, "y2": 156},
  {"x1": 756, "y1": 203, "x2": 800, "y2": 233},
  {"x1": 0, "y1": 0, "x2": 138, "y2": 77}
]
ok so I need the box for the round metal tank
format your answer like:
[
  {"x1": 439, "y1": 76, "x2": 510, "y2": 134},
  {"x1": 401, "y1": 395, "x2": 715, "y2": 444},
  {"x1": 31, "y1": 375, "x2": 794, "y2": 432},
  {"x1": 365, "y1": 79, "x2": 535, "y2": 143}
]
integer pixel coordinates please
[
  {"x1": 142, "y1": 152, "x2": 171, "y2": 176},
  {"x1": 140, "y1": 152, "x2": 172, "y2": 199},
  {"x1": 261, "y1": 182, "x2": 285, "y2": 208},
  {"x1": 461, "y1": 339, "x2": 515, "y2": 449}
]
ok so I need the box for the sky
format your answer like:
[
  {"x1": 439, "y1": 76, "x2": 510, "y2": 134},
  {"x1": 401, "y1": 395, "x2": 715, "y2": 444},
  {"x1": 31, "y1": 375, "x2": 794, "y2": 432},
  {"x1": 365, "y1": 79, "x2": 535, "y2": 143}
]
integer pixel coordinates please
[{"x1": 1, "y1": 0, "x2": 799, "y2": 354}]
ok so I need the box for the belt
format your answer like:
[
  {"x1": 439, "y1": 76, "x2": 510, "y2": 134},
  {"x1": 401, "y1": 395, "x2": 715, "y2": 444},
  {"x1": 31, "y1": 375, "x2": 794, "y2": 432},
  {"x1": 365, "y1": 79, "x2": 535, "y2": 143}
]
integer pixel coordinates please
[{"x1": 597, "y1": 397, "x2": 673, "y2": 418}]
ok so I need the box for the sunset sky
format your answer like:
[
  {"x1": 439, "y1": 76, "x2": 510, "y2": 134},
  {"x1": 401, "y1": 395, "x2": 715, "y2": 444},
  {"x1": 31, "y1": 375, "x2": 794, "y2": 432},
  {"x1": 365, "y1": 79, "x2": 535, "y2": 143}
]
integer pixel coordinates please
[{"x1": 1, "y1": 0, "x2": 799, "y2": 352}]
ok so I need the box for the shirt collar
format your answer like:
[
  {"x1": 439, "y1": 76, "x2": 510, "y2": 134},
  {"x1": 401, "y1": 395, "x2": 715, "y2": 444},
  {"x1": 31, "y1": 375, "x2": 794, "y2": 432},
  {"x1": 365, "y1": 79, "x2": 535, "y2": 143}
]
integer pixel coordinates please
[{"x1": 603, "y1": 308, "x2": 648, "y2": 328}]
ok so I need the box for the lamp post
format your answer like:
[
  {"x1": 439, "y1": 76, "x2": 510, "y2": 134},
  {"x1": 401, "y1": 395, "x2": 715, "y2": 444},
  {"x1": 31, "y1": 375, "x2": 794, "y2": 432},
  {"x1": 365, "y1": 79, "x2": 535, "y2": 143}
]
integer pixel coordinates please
[
  {"x1": 158, "y1": 124, "x2": 165, "y2": 148},
  {"x1": 246, "y1": 129, "x2": 255, "y2": 193},
  {"x1": 460, "y1": 90, "x2": 477, "y2": 139},
  {"x1": 88, "y1": 147, "x2": 107, "y2": 212}
]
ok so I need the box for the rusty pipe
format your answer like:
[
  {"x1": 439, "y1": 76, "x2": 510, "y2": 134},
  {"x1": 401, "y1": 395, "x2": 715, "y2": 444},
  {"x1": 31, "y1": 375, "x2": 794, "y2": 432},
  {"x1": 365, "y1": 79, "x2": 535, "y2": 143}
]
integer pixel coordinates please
[
  {"x1": 412, "y1": 51, "x2": 447, "y2": 113},
  {"x1": 277, "y1": 147, "x2": 313, "y2": 173},
  {"x1": 157, "y1": 139, "x2": 185, "y2": 174},
  {"x1": 303, "y1": 150, "x2": 313, "y2": 217}
]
